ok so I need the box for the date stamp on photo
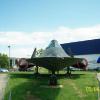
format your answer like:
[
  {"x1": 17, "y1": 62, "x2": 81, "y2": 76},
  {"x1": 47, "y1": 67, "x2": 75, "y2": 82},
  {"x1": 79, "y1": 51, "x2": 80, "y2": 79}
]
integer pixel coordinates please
[{"x1": 86, "y1": 86, "x2": 100, "y2": 92}]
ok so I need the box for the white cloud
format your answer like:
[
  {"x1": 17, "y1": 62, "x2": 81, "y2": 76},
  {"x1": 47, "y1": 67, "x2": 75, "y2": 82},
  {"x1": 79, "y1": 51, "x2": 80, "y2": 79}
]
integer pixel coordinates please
[{"x1": 0, "y1": 24, "x2": 100, "y2": 57}]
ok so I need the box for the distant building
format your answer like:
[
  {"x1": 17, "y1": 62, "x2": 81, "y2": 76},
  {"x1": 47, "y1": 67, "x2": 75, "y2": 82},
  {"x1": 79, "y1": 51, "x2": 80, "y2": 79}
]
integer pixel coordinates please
[{"x1": 10, "y1": 57, "x2": 18, "y2": 67}]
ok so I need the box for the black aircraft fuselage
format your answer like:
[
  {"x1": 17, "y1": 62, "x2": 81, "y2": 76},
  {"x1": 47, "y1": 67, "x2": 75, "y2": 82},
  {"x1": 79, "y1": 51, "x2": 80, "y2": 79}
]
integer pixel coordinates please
[{"x1": 27, "y1": 40, "x2": 87, "y2": 74}]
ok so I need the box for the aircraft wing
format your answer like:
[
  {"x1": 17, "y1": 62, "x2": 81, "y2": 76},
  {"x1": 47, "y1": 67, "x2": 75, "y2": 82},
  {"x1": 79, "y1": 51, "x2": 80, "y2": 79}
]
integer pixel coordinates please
[{"x1": 27, "y1": 57, "x2": 83, "y2": 71}]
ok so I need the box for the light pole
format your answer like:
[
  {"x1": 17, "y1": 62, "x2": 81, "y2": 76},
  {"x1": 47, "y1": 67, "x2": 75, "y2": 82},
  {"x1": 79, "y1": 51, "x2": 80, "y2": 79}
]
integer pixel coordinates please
[{"x1": 8, "y1": 45, "x2": 10, "y2": 70}]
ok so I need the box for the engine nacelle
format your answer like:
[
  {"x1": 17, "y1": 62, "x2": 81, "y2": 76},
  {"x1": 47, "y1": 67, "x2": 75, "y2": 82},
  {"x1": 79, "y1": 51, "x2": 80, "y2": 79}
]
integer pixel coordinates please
[
  {"x1": 17, "y1": 58, "x2": 34, "y2": 71},
  {"x1": 72, "y1": 58, "x2": 88, "y2": 70}
]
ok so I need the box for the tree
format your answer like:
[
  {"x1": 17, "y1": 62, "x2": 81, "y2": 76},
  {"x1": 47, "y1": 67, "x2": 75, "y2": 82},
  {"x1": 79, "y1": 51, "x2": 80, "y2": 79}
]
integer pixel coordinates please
[{"x1": 0, "y1": 53, "x2": 9, "y2": 68}]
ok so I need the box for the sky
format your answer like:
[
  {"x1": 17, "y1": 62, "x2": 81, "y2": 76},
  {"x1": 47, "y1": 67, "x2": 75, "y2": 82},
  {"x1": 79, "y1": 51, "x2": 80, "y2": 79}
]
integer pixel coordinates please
[{"x1": 0, "y1": 0, "x2": 100, "y2": 58}]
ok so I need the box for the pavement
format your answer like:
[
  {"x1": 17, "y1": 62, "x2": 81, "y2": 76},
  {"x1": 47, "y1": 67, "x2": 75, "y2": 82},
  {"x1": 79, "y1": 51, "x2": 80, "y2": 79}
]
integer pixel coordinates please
[{"x1": 0, "y1": 74, "x2": 8, "y2": 100}]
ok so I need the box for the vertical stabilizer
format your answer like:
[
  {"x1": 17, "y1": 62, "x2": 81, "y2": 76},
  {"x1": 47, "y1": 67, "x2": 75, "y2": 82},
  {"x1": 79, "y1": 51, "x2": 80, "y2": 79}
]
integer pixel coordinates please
[{"x1": 31, "y1": 48, "x2": 37, "y2": 58}]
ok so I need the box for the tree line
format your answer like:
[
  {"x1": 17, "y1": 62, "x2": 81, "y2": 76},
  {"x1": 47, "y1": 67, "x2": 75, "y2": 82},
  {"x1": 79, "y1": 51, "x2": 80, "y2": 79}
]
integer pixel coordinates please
[{"x1": 0, "y1": 53, "x2": 9, "y2": 68}]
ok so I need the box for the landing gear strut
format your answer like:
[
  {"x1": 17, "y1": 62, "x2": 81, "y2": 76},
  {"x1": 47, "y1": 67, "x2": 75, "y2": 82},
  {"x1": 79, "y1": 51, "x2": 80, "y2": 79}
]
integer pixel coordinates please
[
  {"x1": 34, "y1": 66, "x2": 39, "y2": 75},
  {"x1": 66, "y1": 66, "x2": 71, "y2": 77},
  {"x1": 49, "y1": 71, "x2": 58, "y2": 85}
]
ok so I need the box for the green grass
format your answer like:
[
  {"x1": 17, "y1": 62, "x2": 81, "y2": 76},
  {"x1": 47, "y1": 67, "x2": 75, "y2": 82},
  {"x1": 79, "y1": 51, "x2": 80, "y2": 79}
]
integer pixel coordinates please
[{"x1": 4, "y1": 70, "x2": 98, "y2": 100}]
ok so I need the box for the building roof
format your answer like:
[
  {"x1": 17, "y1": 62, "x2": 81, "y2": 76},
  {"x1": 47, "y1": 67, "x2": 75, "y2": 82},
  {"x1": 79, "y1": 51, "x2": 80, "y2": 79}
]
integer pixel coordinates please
[{"x1": 61, "y1": 38, "x2": 100, "y2": 55}]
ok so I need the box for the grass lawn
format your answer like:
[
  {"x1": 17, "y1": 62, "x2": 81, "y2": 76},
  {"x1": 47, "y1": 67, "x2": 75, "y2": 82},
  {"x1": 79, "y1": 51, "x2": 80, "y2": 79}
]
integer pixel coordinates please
[{"x1": 4, "y1": 70, "x2": 98, "y2": 100}]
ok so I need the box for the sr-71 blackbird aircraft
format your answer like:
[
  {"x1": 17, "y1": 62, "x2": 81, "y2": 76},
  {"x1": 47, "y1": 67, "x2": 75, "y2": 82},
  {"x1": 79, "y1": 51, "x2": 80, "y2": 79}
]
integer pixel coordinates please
[
  {"x1": 25, "y1": 40, "x2": 87, "y2": 74},
  {"x1": 18, "y1": 40, "x2": 87, "y2": 85}
]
